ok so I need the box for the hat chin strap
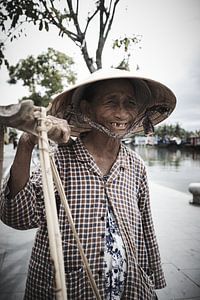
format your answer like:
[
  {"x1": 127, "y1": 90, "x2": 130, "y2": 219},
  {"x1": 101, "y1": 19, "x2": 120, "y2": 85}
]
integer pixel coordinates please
[
  {"x1": 83, "y1": 115, "x2": 120, "y2": 139},
  {"x1": 82, "y1": 114, "x2": 144, "y2": 139},
  {"x1": 65, "y1": 109, "x2": 147, "y2": 138}
]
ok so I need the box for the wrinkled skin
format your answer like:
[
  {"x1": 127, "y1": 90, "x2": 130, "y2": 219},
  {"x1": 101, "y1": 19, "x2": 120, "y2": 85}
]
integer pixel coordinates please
[{"x1": 80, "y1": 79, "x2": 143, "y2": 175}]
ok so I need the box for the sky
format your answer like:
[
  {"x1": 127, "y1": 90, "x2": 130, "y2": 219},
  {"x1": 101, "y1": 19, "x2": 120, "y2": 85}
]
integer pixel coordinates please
[{"x1": 0, "y1": 0, "x2": 199, "y2": 132}]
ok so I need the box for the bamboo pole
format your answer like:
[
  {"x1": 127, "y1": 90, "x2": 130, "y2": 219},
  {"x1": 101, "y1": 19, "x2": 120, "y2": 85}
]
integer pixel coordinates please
[
  {"x1": 50, "y1": 156, "x2": 102, "y2": 300},
  {"x1": 37, "y1": 107, "x2": 67, "y2": 300},
  {"x1": 0, "y1": 101, "x2": 101, "y2": 299},
  {"x1": 0, "y1": 125, "x2": 4, "y2": 186}
]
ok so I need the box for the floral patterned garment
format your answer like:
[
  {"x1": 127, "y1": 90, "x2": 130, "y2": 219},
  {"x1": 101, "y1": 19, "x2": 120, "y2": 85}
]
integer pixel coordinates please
[{"x1": 104, "y1": 203, "x2": 128, "y2": 300}]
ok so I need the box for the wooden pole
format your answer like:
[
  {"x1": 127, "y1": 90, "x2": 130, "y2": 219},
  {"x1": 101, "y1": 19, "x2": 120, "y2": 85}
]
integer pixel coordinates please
[
  {"x1": 37, "y1": 107, "x2": 67, "y2": 300},
  {"x1": 0, "y1": 101, "x2": 101, "y2": 299},
  {"x1": 0, "y1": 125, "x2": 4, "y2": 186},
  {"x1": 50, "y1": 156, "x2": 102, "y2": 300}
]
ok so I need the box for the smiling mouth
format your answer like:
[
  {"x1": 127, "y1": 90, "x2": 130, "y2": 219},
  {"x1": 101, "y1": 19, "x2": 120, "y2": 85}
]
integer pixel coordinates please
[{"x1": 110, "y1": 122, "x2": 128, "y2": 130}]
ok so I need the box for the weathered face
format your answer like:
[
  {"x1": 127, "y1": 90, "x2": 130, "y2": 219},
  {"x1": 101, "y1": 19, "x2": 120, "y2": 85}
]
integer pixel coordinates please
[{"x1": 82, "y1": 79, "x2": 143, "y2": 136}]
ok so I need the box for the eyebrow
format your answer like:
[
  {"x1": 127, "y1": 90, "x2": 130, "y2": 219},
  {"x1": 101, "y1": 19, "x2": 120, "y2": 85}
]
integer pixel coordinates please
[{"x1": 103, "y1": 93, "x2": 136, "y2": 99}]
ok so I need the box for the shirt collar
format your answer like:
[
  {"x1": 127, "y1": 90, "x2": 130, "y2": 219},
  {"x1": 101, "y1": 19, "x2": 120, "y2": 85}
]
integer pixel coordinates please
[{"x1": 72, "y1": 137, "x2": 130, "y2": 176}]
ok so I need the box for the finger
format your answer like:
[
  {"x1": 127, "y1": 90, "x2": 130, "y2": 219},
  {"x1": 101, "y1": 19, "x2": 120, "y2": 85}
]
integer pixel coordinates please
[
  {"x1": 60, "y1": 129, "x2": 71, "y2": 143},
  {"x1": 49, "y1": 126, "x2": 71, "y2": 143}
]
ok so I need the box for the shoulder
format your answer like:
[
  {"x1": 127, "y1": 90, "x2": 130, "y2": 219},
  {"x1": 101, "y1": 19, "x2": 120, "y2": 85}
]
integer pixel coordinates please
[
  {"x1": 122, "y1": 143, "x2": 145, "y2": 167},
  {"x1": 53, "y1": 138, "x2": 76, "y2": 162}
]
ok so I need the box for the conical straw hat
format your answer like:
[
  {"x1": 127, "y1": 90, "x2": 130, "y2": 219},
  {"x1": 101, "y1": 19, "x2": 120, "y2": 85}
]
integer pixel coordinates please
[{"x1": 50, "y1": 68, "x2": 176, "y2": 136}]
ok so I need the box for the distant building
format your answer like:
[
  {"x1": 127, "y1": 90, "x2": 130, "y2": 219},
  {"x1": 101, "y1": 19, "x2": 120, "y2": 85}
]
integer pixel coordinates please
[
  {"x1": 189, "y1": 136, "x2": 200, "y2": 146},
  {"x1": 146, "y1": 135, "x2": 158, "y2": 145},
  {"x1": 134, "y1": 135, "x2": 158, "y2": 146}
]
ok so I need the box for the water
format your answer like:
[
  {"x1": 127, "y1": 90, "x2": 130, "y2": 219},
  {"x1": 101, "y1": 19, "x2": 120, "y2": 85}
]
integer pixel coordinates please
[
  {"x1": 128, "y1": 145, "x2": 200, "y2": 194},
  {"x1": 3, "y1": 142, "x2": 200, "y2": 195}
]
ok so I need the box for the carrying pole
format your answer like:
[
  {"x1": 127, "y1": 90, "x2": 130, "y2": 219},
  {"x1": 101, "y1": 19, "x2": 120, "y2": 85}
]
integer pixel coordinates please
[
  {"x1": 0, "y1": 125, "x2": 4, "y2": 186},
  {"x1": 0, "y1": 101, "x2": 101, "y2": 299},
  {"x1": 50, "y1": 156, "x2": 102, "y2": 300},
  {"x1": 37, "y1": 107, "x2": 67, "y2": 300}
]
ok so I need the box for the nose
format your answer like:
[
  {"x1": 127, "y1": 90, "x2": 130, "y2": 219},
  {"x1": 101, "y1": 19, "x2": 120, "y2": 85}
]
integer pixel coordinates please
[{"x1": 113, "y1": 102, "x2": 130, "y2": 119}]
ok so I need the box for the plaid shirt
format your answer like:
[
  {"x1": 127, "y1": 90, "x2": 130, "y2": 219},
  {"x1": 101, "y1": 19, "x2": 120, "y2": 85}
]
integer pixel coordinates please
[{"x1": 0, "y1": 138, "x2": 166, "y2": 299}]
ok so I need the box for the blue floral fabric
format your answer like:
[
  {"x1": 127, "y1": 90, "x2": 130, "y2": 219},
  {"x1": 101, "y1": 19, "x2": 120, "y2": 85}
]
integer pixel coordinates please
[{"x1": 104, "y1": 204, "x2": 127, "y2": 300}]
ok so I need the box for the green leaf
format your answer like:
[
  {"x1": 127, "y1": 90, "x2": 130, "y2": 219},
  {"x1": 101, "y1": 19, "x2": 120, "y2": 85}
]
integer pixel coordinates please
[{"x1": 7, "y1": 48, "x2": 77, "y2": 100}]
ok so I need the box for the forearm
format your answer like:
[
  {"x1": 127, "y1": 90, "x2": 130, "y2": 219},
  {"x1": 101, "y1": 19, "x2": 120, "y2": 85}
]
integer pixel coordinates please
[
  {"x1": 8, "y1": 133, "x2": 36, "y2": 198},
  {"x1": 0, "y1": 175, "x2": 39, "y2": 229}
]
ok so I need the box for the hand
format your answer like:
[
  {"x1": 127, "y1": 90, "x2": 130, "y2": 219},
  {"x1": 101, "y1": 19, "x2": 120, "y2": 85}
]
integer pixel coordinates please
[
  {"x1": 19, "y1": 106, "x2": 71, "y2": 144},
  {"x1": 0, "y1": 100, "x2": 71, "y2": 145},
  {"x1": 19, "y1": 115, "x2": 71, "y2": 149},
  {"x1": 43, "y1": 115, "x2": 71, "y2": 144}
]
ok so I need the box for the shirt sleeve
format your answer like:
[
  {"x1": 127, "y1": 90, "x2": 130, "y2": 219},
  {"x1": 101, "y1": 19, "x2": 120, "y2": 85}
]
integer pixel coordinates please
[
  {"x1": 0, "y1": 167, "x2": 45, "y2": 230},
  {"x1": 138, "y1": 166, "x2": 166, "y2": 289}
]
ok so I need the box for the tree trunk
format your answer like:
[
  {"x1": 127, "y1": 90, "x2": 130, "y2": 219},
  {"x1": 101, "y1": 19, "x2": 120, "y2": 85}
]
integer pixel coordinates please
[
  {"x1": 96, "y1": 37, "x2": 104, "y2": 69},
  {"x1": 81, "y1": 44, "x2": 96, "y2": 73},
  {"x1": 0, "y1": 125, "x2": 4, "y2": 186}
]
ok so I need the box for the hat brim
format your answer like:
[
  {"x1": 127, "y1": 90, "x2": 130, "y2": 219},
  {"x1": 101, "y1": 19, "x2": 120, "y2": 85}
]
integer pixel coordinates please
[{"x1": 50, "y1": 68, "x2": 176, "y2": 136}]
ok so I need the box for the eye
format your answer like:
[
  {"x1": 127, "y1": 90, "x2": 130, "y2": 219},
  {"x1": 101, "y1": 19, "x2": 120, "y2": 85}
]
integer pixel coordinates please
[
  {"x1": 128, "y1": 99, "x2": 136, "y2": 106},
  {"x1": 105, "y1": 98, "x2": 116, "y2": 106}
]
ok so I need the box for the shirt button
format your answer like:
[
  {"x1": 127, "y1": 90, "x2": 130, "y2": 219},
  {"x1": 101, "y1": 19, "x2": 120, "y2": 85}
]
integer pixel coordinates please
[
  {"x1": 100, "y1": 216, "x2": 105, "y2": 221},
  {"x1": 100, "y1": 250, "x2": 104, "y2": 256},
  {"x1": 101, "y1": 233, "x2": 105, "y2": 238}
]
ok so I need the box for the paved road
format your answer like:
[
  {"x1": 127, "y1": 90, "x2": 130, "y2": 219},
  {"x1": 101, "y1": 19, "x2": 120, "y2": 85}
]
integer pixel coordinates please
[
  {"x1": 150, "y1": 182, "x2": 200, "y2": 300},
  {"x1": 0, "y1": 144, "x2": 200, "y2": 300}
]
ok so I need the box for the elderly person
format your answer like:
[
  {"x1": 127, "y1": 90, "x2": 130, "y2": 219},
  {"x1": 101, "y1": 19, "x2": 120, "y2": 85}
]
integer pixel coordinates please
[{"x1": 0, "y1": 68, "x2": 176, "y2": 299}]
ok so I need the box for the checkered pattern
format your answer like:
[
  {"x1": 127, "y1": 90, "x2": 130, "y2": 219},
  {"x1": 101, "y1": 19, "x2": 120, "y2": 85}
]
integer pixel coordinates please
[{"x1": 0, "y1": 138, "x2": 166, "y2": 299}]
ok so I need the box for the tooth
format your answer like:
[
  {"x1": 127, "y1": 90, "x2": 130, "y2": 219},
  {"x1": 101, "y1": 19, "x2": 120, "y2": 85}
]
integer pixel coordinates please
[{"x1": 111, "y1": 122, "x2": 127, "y2": 128}]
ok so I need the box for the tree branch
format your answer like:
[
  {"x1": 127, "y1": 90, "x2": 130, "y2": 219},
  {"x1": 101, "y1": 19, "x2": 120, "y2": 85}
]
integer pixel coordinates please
[
  {"x1": 83, "y1": 7, "x2": 99, "y2": 35},
  {"x1": 81, "y1": 41, "x2": 96, "y2": 73},
  {"x1": 39, "y1": 0, "x2": 81, "y2": 43},
  {"x1": 95, "y1": 0, "x2": 104, "y2": 68},
  {"x1": 104, "y1": 0, "x2": 120, "y2": 41},
  {"x1": 66, "y1": 0, "x2": 95, "y2": 72},
  {"x1": 1, "y1": 0, "x2": 121, "y2": 73},
  {"x1": 95, "y1": 0, "x2": 120, "y2": 69},
  {"x1": 75, "y1": 0, "x2": 79, "y2": 16},
  {"x1": 67, "y1": 0, "x2": 83, "y2": 40},
  {"x1": 95, "y1": 0, "x2": 119, "y2": 68}
]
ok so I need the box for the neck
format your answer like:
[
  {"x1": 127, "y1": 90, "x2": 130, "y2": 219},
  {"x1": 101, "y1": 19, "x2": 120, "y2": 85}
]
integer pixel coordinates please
[{"x1": 81, "y1": 130, "x2": 121, "y2": 159}]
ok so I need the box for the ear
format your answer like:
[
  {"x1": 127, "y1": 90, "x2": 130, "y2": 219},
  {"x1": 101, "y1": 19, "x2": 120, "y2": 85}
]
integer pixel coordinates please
[{"x1": 80, "y1": 99, "x2": 92, "y2": 117}]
